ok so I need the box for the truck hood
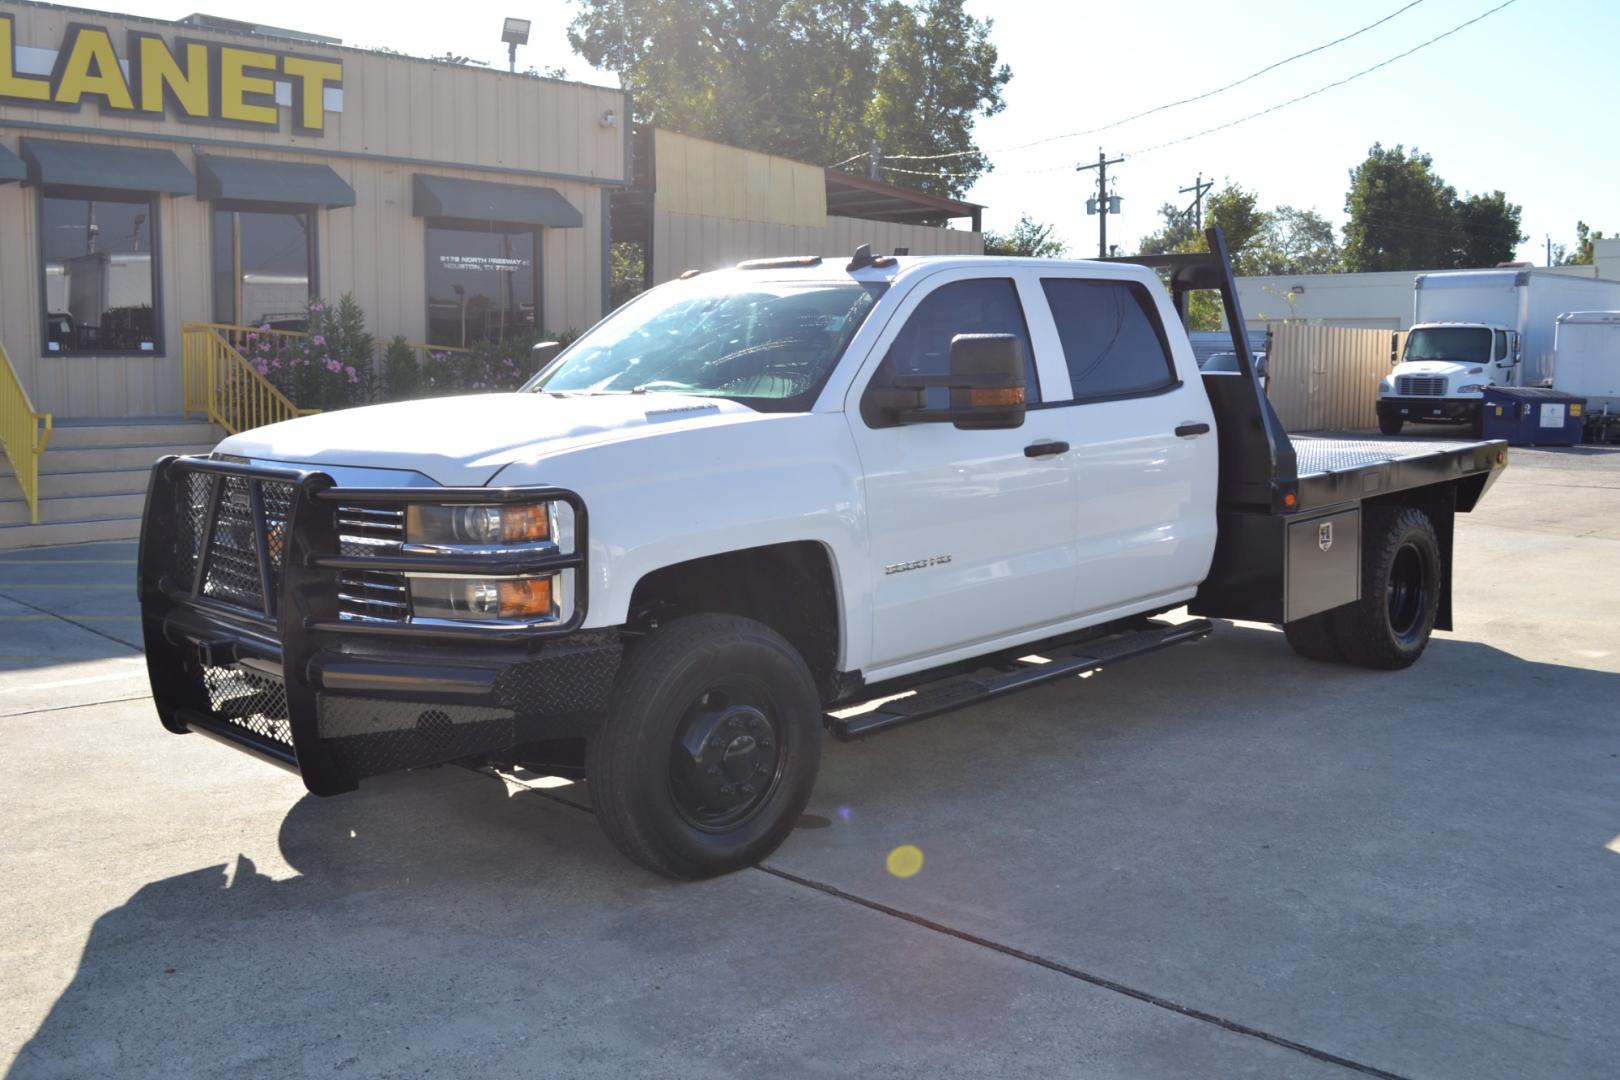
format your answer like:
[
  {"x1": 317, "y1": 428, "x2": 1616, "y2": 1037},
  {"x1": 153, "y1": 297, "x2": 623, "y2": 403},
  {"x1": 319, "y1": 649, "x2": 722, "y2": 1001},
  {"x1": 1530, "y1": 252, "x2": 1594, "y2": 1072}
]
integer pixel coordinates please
[
  {"x1": 215, "y1": 392, "x2": 769, "y2": 486},
  {"x1": 1396, "y1": 360, "x2": 1482, "y2": 376}
]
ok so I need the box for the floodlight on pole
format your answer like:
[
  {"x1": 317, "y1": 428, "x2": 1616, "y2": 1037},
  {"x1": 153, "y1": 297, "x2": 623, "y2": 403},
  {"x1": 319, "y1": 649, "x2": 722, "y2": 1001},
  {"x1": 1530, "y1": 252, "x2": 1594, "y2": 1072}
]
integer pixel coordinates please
[{"x1": 502, "y1": 17, "x2": 531, "y2": 73}]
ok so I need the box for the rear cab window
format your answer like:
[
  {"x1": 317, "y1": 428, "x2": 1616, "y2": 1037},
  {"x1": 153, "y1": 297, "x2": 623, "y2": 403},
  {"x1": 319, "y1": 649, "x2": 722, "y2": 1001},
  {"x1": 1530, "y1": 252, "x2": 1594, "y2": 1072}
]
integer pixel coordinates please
[{"x1": 1039, "y1": 278, "x2": 1179, "y2": 403}]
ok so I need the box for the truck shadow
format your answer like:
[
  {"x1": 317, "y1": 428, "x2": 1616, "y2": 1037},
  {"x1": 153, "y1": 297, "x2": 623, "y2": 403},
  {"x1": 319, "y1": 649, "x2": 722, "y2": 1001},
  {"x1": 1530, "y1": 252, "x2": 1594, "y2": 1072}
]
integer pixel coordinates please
[{"x1": 9, "y1": 626, "x2": 1619, "y2": 1078}]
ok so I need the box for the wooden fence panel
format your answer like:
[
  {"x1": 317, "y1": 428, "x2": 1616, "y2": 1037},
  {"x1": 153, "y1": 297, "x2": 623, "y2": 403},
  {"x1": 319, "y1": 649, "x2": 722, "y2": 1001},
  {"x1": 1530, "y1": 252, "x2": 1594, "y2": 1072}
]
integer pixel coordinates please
[{"x1": 1266, "y1": 323, "x2": 1406, "y2": 432}]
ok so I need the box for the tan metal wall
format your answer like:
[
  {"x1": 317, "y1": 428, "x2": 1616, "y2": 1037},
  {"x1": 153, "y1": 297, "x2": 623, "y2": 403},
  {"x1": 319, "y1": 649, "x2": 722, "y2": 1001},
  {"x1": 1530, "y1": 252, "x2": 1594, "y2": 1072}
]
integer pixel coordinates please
[
  {"x1": 1267, "y1": 323, "x2": 1405, "y2": 432},
  {"x1": 653, "y1": 130, "x2": 825, "y2": 227},
  {"x1": 651, "y1": 209, "x2": 982, "y2": 283},
  {"x1": 0, "y1": 4, "x2": 624, "y2": 417}
]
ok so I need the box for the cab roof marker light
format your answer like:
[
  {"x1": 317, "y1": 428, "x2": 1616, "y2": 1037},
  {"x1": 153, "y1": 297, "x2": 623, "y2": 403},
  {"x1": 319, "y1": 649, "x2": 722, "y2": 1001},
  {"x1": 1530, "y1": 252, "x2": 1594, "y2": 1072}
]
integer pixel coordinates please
[
  {"x1": 735, "y1": 255, "x2": 822, "y2": 270},
  {"x1": 679, "y1": 268, "x2": 703, "y2": 280}
]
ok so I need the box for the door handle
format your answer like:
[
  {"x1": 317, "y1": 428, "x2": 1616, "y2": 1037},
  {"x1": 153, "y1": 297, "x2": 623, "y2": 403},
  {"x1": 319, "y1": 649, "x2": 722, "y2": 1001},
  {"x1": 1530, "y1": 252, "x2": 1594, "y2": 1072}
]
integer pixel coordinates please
[
  {"x1": 1175, "y1": 422, "x2": 1210, "y2": 437},
  {"x1": 1024, "y1": 441, "x2": 1069, "y2": 458}
]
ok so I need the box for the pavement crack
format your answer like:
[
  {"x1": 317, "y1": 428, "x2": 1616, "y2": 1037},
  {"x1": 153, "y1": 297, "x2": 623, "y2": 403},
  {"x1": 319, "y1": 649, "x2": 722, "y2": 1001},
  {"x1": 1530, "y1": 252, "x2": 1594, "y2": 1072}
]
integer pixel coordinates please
[
  {"x1": 489, "y1": 763, "x2": 1416, "y2": 1079},
  {"x1": 0, "y1": 589, "x2": 143, "y2": 653},
  {"x1": 755, "y1": 864, "x2": 1417, "y2": 1080}
]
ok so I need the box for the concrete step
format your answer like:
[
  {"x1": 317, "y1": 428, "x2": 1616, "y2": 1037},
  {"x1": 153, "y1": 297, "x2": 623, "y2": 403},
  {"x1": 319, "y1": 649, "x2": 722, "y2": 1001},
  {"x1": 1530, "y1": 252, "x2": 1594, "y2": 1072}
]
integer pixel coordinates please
[
  {"x1": 45, "y1": 419, "x2": 221, "y2": 450},
  {"x1": 4, "y1": 443, "x2": 218, "y2": 477},
  {"x1": 0, "y1": 491, "x2": 147, "y2": 526},
  {"x1": 0, "y1": 514, "x2": 141, "y2": 550},
  {"x1": 0, "y1": 467, "x2": 155, "y2": 502}
]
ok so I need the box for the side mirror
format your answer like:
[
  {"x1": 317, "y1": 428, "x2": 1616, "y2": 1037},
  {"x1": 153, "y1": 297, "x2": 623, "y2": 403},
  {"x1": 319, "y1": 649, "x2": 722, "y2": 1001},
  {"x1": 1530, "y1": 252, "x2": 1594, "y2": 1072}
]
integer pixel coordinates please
[
  {"x1": 871, "y1": 333, "x2": 1027, "y2": 430},
  {"x1": 530, "y1": 340, "x2": 563, "y2": 373}
]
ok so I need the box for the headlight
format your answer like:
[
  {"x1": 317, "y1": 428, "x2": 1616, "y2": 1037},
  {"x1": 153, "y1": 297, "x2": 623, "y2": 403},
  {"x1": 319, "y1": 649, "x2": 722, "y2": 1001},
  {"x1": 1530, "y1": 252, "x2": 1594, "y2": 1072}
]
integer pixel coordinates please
[
  {"x1": 1457, "y1": 383, "x2": 1486, "y2": 394},
  {"x1": 402, "y1": 499, "x2": 573, "y2": 624},
  {"x1": 408, "y1": 575, "x2": 554, "y2": 621},
  {"x1": 1380, "y1": 377, "x2": 1394, "y2": 391},
  {"x1": 406, "y1": 502, "x2": 550, "y2": 546}
]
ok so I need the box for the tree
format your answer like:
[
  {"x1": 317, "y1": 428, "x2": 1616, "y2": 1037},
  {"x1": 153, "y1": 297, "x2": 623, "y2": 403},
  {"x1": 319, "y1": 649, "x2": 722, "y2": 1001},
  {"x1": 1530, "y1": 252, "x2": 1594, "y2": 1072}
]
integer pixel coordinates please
[
  {"x1": 1343, "y1": 144, "x2": 1459, "y2": 271},
  {"x1": 983, "y1": 213, "x2": 1066, "y2": 257},
  {"x1": 1456, "y1": 190, "x2": 1525, "y2": 268},
  {"x1": 1559, "y1": 221, "x2": 1608, "y2": 265},
  {"x1": 1137, "y1": 203, "x2": 1199, "y2": 257},
  {"x1": 1249, "y1": 206, "x2": 1343, "y2": 276},
  {"x1": 567, "y1": 0, "x2": 1009, "y2": 198},
  {"x1": 1343, "y1": 144, "x2": 1524, "y2": 271}
]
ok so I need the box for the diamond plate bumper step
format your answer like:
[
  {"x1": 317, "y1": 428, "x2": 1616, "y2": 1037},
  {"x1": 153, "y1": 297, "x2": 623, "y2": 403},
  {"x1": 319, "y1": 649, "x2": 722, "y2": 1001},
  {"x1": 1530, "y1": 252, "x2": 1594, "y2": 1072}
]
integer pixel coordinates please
[{"x1": 825, "y1": 618, "x2": 1214, "y2": 741}]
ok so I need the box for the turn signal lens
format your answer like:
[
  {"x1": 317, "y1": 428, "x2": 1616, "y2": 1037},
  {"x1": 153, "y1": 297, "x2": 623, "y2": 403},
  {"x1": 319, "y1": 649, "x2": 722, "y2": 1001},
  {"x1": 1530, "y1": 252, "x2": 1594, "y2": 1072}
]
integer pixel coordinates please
[
  {"x1": 498, "y1": 577, "x2": 552, "y2": 618},
  {"x1": 407, "y1": 502, "x2": 551, "y2": 546},
  {"x1": 969, "y1": 387, "x2": 1025, "y2": 407}
]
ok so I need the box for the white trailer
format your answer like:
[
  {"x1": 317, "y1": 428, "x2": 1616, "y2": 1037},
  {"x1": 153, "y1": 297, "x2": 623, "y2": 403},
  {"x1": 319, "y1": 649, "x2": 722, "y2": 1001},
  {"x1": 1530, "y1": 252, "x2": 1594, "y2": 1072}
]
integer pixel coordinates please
[
  {"x1": 1377, "y1": 269, "x2": 1620, "y2": 435},
  {"x1": 1553, "y1": 311, "x2": 1620, "y2": 441}
]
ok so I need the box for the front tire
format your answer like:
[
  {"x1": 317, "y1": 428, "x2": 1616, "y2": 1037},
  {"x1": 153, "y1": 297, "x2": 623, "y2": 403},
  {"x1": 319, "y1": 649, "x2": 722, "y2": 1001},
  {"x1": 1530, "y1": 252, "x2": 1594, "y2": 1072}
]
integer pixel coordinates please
[
  {"x1": 1328, "y1": 506, "x2": 1441, "y2": 670},
  {"x1": 587, "y1": 614, "x2": 822, "y2": 879},
  {"x1": 1378, "y1": 412, "x2": 1404, "y2": 436}
]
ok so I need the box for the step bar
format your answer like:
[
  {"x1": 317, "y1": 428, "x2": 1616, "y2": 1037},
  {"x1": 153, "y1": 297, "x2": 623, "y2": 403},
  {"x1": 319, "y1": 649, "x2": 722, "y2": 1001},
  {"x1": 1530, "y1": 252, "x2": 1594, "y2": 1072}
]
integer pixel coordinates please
[{"x1": 825, "y1": 618, "x2": 1214, "y2": 741}]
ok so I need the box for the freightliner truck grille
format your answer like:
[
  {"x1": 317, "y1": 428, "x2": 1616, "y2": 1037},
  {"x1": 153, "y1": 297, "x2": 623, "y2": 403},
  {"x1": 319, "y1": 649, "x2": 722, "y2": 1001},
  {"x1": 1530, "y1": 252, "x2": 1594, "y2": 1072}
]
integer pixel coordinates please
[{"x1": 1395, "y1": 376, "x2": 1447, "y2": 397}]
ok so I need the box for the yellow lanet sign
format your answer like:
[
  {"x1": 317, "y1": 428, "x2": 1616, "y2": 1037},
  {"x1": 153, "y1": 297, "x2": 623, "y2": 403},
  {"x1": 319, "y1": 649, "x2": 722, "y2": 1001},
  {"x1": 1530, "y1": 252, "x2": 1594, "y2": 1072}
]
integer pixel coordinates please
[{"x1": 0, "y1": 14, "x2": 343, "y2": 134}]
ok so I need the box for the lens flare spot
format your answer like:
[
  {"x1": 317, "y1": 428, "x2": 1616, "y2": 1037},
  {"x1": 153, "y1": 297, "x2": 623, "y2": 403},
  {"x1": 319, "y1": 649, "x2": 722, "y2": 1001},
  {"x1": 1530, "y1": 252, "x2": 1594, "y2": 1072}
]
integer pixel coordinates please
[{"x1": 886, "y1": 844, "x2": 924, "y2": 879}]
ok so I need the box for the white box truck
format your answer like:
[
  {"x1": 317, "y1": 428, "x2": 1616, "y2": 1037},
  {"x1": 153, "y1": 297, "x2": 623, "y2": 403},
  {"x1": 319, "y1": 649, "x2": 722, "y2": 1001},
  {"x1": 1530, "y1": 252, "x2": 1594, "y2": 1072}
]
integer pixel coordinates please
[
  {"x1": 1553, "y1": 311, "x2": 1620, "y2": 441},
  {"x1": 1377, "y1": 269, "x2": 1620, "y2": 435}
]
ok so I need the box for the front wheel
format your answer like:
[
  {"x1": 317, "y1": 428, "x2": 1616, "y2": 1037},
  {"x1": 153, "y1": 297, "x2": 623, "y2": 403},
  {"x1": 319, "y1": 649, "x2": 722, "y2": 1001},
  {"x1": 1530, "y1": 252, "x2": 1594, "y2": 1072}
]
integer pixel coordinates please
[
  {"x1": 1378, "y1": 412, "x2": 1404, "y2": 436},
  {"x1": 1328, "y1": 506, "x2": 1441, "y2": 670},
  {"x1": 586, "y1": 614, "x2": 822, "y2": 879}
]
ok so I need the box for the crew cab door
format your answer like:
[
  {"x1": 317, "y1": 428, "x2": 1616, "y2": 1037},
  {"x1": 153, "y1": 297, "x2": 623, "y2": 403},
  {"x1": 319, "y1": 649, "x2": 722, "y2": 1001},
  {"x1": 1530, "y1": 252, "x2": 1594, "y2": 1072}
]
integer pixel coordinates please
[
  {"x1": 1027, "y1": 271, "x2": 1218, "y2": 617},
  {"x1": 845, "y1": 272, "x2": 1078, "y2": 674}
]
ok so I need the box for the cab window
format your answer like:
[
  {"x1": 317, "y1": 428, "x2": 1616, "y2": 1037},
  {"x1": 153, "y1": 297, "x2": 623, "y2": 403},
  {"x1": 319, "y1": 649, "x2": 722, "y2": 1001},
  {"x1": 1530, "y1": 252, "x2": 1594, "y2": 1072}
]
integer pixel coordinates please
[
  {"x1": 1041, "y1": 278, "x2": 1177, "y2": 402},
  {"x1": 878, "y1": 278, "x2": 1040, "y2": 406}
]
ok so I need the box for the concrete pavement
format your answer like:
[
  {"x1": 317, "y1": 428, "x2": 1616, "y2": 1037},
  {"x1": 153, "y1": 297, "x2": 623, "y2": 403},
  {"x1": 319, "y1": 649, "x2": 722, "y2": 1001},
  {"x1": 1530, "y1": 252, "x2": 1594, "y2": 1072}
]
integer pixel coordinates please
[{"x1": 2, "y1": 446, "x2": 1617, "y2": 1079}]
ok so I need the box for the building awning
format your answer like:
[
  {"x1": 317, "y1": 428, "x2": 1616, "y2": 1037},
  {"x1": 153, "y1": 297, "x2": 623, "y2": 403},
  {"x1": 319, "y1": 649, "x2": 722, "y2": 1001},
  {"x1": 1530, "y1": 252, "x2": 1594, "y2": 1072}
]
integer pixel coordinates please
[
  {"x1": 19, "y1": 137, "x2": 194, "y2": 195},
  {"x1": 824, "y1": 168, "x2": 981, "y2": 228},
  {"x1": 197, "y1": 156, "x2": 355, "y2": 208},
  {"x1": 412, "y1": 174, "x2": 583, "y2": 229},
  {"x1": 0, "y1": 143, "x2": 23, "y2": 185}
]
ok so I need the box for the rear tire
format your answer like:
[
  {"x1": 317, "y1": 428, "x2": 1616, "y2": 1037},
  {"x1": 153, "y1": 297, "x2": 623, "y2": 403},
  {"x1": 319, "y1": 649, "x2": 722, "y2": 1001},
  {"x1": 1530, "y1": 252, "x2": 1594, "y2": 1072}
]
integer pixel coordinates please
[
  {"x1": 1284, "y1": 612, "x2": 1342, "y2": 662},
  {"x1": 1328, "y1": 506, "x2": 1441, "y2": 670},
  {"x1": 1378, "y1": 413, "x2": 1403, "y2": 436},
  {"x1": 586, "y1": 614, "x2": 822, "y2": 879}
]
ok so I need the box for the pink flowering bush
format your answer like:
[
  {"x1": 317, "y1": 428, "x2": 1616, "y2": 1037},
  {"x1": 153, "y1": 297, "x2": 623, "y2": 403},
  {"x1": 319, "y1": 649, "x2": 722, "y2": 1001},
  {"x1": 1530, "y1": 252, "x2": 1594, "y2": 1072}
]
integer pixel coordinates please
[{"x1": 250, "y1": 295, "x2": 373, "y2": 410}]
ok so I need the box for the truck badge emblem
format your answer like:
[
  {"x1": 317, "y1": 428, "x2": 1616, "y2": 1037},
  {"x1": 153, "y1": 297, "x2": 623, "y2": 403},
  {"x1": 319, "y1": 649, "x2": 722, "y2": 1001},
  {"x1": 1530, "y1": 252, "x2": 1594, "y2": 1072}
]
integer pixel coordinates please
[{"x1": 1319, "y1": 523, "x2": 1333, "y2": 552}]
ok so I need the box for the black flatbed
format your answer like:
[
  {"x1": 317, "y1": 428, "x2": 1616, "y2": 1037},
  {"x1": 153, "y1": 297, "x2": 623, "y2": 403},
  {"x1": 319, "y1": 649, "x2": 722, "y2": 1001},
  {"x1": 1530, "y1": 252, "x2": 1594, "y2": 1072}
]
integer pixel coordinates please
[{"x1": 1290, "y1": 434, "x2": 1506, "y2": 512}]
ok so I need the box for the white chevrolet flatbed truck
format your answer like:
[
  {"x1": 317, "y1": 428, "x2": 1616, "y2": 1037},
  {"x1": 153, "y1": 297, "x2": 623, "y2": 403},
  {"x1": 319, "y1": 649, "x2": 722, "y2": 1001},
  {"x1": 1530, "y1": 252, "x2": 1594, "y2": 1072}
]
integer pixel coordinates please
[{"x1": 138, "y1": 230, "x2": 1507, "y2": 878}]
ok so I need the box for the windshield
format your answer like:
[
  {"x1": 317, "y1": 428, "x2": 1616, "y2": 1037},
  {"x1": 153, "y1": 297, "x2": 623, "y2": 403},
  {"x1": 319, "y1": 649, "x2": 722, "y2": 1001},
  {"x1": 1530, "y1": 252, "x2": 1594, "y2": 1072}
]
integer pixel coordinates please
[
  {"x1": 1404, "y1": 327, "x2": 1491, "y2": 364},
  {"x1": 530, "y1": 277, "x2": 887, "y2": 411}
]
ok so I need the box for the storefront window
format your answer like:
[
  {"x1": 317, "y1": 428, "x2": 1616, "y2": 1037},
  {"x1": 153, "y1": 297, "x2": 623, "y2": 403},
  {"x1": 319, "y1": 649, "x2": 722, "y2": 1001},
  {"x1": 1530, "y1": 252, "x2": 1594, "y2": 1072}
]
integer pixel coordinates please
[
  {"x1": 41, "y1": 194, "x2": 158, "y2": 354},
  {"x1": 211, "y1": 208, "x2": 315, "y2": 330},
  {"x1": 425, "y1": 224, "x2": 539, "y2": 347}
]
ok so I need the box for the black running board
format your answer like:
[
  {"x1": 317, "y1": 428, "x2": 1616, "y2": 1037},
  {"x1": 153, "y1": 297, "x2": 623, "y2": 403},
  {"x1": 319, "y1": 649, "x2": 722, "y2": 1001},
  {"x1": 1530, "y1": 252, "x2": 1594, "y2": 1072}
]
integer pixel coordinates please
[{"x1": 825, "y1": 619, "x2": 1214, "y2": 741}]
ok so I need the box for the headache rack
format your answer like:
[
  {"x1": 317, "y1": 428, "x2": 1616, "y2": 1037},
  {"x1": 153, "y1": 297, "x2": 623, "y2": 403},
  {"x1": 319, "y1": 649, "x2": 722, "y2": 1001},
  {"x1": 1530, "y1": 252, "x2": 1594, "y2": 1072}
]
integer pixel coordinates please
[{"x1": 137, "y1": 455, "x2": 588, "y2": 794}]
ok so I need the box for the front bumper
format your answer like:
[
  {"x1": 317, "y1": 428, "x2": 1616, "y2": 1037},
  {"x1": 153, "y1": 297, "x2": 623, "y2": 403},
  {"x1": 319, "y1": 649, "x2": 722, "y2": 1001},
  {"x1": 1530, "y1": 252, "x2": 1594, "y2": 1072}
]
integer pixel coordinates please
[
  {"x1": 1377, "y1": 397, "x2": 1481, "y2": 424},
  {"x1": 137, "y1": 455, "x2": 620, "y2": 795}
]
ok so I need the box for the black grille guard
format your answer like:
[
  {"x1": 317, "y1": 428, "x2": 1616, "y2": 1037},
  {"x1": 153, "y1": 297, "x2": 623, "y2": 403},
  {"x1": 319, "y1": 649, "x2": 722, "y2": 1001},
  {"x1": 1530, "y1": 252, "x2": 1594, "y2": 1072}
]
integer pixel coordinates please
[{"x1": 137, "y1": 454, "x2": 588, "y2": 795}]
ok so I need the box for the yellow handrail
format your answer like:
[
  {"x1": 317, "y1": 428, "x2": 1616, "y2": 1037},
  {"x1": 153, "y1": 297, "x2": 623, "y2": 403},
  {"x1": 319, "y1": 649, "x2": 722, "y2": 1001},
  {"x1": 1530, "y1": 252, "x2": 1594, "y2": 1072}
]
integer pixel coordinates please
[
  {"x1": 0, "y1": 341, "x2": 53, "y2": 525},
  {"x1": 181, "y1": 322, "x2": 313, "y2": 435}
]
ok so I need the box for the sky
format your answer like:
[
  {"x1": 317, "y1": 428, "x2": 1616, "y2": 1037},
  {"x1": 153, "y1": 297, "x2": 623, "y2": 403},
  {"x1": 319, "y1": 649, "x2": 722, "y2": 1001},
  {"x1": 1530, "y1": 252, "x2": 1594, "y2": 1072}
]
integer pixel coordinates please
[{"x1": 92, "y1": 0, "x2": 1614, "y2": 265}]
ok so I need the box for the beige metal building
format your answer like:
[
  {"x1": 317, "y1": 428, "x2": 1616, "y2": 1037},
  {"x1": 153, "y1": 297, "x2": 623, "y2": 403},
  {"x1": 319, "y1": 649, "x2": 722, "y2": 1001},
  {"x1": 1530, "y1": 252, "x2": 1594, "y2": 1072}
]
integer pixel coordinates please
[
  {"x1": 613, "y1": 128, "x2": 982, "y2": 286},
  {"x1": 0, "y1": 2, "x2": 628, "y2": 420}
]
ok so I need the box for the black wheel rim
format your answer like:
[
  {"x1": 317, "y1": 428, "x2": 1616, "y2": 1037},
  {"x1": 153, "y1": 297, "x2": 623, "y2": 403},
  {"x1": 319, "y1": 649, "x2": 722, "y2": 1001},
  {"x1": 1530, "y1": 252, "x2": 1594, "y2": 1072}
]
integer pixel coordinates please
[
  {"x1": 668, "y1": 677, "x2": 788, "y2": 833},
  {"x1": 1386, "y1": 542, "x2": 1427, "y2": 641}
]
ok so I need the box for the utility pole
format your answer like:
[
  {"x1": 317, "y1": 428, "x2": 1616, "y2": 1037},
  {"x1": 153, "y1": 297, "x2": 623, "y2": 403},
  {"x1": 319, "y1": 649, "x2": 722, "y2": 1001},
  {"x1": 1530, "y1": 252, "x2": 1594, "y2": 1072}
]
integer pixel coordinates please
[
  {"x1": 868, "y1": 139, "x2": 882, "y2": 181},
  {"x1": 1546, "y1": 234, "x2": 1553, "y2": 266},
  {"x1": 1179, "y1": 174, "x2": 1214, "y2": 230},
  {"x1": 1077, "y1": 149, "x2": 1124, "y2": 258}
]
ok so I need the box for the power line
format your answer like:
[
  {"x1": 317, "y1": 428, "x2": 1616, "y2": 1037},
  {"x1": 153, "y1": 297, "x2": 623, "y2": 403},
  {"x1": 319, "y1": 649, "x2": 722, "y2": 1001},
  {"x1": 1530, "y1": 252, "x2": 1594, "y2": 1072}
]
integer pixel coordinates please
[
  {"x1": 1126, "y1": 0, "x2": 1521, "y2": 157},
  {"x1": 868, "y1": 0, "x2": 1432, "y2": 163}
]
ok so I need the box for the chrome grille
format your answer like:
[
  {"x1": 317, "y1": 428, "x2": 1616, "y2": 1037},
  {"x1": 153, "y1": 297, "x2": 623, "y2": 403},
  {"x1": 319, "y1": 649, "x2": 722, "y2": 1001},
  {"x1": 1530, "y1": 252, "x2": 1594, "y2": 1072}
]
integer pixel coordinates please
[
  {"x1": 1396, "y1": 376, "x2": 1447, "y2": 397},
  {"x1": 336, "y1": 505, "x2": 408, "y2": 623}
]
